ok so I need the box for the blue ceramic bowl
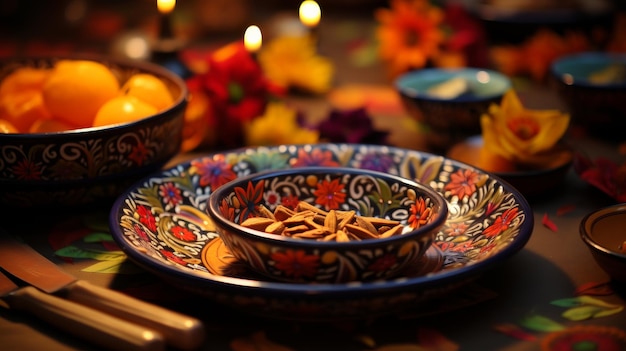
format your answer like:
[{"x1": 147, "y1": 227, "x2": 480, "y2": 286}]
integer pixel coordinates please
[
  {"x1": 395, "y1": 68, "x2": 511, "y2": 153},
  {"x1": 550, "y1": 52, "x2": 626, "y2": 140},
  {"x1": 0, "y1": 54, "x2": 188, "y2": 209},
  {"x1": 207, "y1": 166, "x2": 448, "y2": 283}
]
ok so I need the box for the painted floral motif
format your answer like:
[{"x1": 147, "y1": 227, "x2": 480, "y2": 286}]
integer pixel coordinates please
[
  {"x1": 312, "y1": 177, "x2": 346, "y2": 210},
  {"x1": 270, "y1": 250, "x2": 320, "y2": 280},
  {"x1": 114, "y1": 143, "x2": 531, "y2": 319}
]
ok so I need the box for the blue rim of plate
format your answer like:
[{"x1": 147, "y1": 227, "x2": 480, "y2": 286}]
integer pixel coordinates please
[{"x1": 109, "y1": 143, "x2": 533, "y2": 300}]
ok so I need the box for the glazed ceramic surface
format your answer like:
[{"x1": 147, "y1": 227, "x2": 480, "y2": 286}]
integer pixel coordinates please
[
  {"x1": 0, "y1": 54, "x2": 187, "y2": 208},
  {"x1": 110, "y1": 143, "x2": 534, "y2": 321},
  {"x1": 550, "y1": 52, "x2": 626, "y2": 140},
  {"x1": 394, "y1": 68, "x2": 511, "y2": 152},
  {"x1": 580, "y1": 203, "x2": 626, "y2": 284},
  {"x1": 208, "y1": 167, "x2": 448, "y2": 283},
  {"x1": 447, "y1": 136, "x2": 574, "y2": 200}
]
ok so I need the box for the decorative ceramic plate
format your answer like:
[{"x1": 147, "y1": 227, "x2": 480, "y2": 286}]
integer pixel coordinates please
[{"x1": 110, "y1": 143, "x2": 534, "y2": 321}]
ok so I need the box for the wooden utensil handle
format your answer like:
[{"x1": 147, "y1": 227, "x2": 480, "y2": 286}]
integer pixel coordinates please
[
  {"x1": 5, "y1": 286, "x2": 165, "y2": 351},
  {"x1": 65, "y1": 280, "x2": 205, "y2": 350}
]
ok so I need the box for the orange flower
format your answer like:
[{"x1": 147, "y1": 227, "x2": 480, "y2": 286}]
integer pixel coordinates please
[
  {"x1": 375, "y1": 0, "x2": 445, "y2": 78},
  {"x1": 481, "y1": 90, "x2": 570, "y2": 164},
  {"x1": 490, "y1": 29, "x2": 590, "y2": 81}
]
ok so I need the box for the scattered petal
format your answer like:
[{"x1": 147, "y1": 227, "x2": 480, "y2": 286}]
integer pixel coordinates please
[
  {"x1": 575, "y1": 281, "x2": 614, "y2": 296},
  {"x1": 556, "y1": 204, "x2": 576, "y2": 216},
  {"x1": 542, "y1": 213, "x2": 558, "y2": 232}
]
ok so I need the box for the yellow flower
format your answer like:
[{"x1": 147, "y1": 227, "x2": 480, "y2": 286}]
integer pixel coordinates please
[
  {"x1": 244, "y1": 101, "x2": 319, "y2": 146},
  {"x1": 258, "y1": 36, "x2": 334, "y2": 95},
  {"x1": 481, "y1": 90, "x2": 570, "y2": 164}
]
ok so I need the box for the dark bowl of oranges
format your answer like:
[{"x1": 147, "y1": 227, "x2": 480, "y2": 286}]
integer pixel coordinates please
[{"x1": 0, "y1": 54, "x2": 188, "y2": 209}]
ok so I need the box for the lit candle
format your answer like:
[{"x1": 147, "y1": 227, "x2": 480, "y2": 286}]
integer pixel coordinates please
[
  {"x1": 244, "y1": 25, "x2": 263, "y2": 56},
  {"x1": 157, "y1": 0, "x2": 176, "y2": 40},
  {"x1": 299, "y1": 1, "x2": 321, "y2": 29}
]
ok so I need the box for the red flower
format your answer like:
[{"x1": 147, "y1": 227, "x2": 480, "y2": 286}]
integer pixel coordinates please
[
  {"x1": 170, "y1": 225, "x2": 196, "y2": 242},
  {"x1": 574, "y1": 154, "x2": 626, "y2": 202},
  {"x1": 136, "y1": 205, "x2": 157, "y2": 232},
  {"x1": 132, "y1": 223, "x2": 149, "y2": 242},
  {"x1": 280, "y1": 194, "x2": 300, "y2": 210},
  {"x1": 449, "y1": 240, "x2": 474, "y2": 253},
  {"x1": 483, "y1": 208, "x2": 519, "y2": 238},
  {"x1": 290, "y1": 149, "x2": 340, "y2": 168},
  {"x1": 271, "y1": 250, "x2": 319, "y2": 279},
  {"x1": 444, "y1": 222, "x2": 468, "y2": 236},
  {"x1": 444, "y1": 169, "x2": 480, "y2": 199},
  {"x1": 408, "y1": 197, "x2": 433, "y2": 229},
  {"x1": 160, "y1": 249, "x2": 187, "y2": 266},
  {"x1": 313, "y1": 178, "x2": 346, "y2": 210},
  {"x1": 368, "y1": 253, "x2": 398, "y2": 272},
  {"x1": 12, "y1": 158, "x2": 43, "y2": 180},
  {"x1": 234, "y1": 180, "x2": 265, "y2": 221},
  {"x1": 128, "y1": 142, "x2": 148, "y2": 166},
  {"x1": 158, "y1": 182, "x2": 182, "y2": 207},
  {"x1": 219, "y1": 198, "x2": 235, "y2": 221},
  {"x1": 191, "y1": 155, "x2": 237, "y2": 190},
  {"x1": 185, "y1": 42, "x2": 285, "y2": 149}
]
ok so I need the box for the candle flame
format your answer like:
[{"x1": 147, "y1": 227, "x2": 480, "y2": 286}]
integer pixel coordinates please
[
  {"x1": 244, "y1": 25, "x2": 262, "y2": 53},
  {"x1": 157, "y1": 0, "x2": 176, "y2": 14},
  {"x1": 299, "y1": 1, "x2": 321, "y2": 28}
]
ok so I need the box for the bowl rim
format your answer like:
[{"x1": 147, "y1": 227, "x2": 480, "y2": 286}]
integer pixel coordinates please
[
  {"x1": 208, "y1": 166, "x2": 449, "y2": 248},
  {"x1": 550, "y1": 51, "x2": 626, "y2": 89},
  {"x1": 579, "y1": 203, "x2": 626, "y2": 260},
  {"x1": 0, "y1": 53, "x2": 189, "y2": 137},
  {"x1": 393, "y1": 67, "x2": 512, "y2": 103}
]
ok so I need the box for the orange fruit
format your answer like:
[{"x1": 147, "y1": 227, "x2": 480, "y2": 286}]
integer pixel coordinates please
[
  {"x1": 42, "y1": 60, "x2": 120, "y2": 128},
  {"x1": 0, "y1": 118, "x2": 19, "y2": 133},
  {"x1": 29, "y1": 118, "x2": 77, "y2": 133},
  {"x1": 120, "y1": 73, "x2": 174, "y2": 111},
  {"x1": 0, "y1": 67, "x2": 50, "y2": 98},
  {"x1": 0, "y1": 89, "x2": 52, "y2": 132},
  {"x1": 93, "y1": 95, "x2": 158, "y2": 127}
]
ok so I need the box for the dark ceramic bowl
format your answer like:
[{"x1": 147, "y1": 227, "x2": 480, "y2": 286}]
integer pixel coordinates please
[
  {"x1": 395, "y1": 67, "x2": 511, "y2": 153},
  {"x1": 0, "y1": 54, "x2": 188, "y2": 209},
  {"x1": 447, "y1": 135, "x2": 574, "y2": 200},
  {"x1": 580, "y1": 203, "x2": 626, "y2": 284},
  {"x1": 550, "y1": 52, "x2": 626, "y2": 140},
  {"x1": 207, "y1": 166, "x2": 448, "y2": 283}
]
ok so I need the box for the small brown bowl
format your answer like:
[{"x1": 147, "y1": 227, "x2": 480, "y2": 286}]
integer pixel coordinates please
[{"x1": 580, "y1": 203, "x2": 626, "y2": 284}]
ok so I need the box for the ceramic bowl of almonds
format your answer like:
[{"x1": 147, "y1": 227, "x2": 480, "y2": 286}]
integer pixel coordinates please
[{"x1": 207, "y1": 166, "x2": 448, "y2": 284}]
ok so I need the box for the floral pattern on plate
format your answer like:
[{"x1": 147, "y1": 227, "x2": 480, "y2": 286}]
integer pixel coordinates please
[{"x1": 111, "y1": 143, "x2": 533, "y2": 321}]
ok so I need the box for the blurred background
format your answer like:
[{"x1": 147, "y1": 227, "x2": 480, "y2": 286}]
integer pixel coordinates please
[{"x1": 0, "y1": 0, "x2": 622, "y2": 59}]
